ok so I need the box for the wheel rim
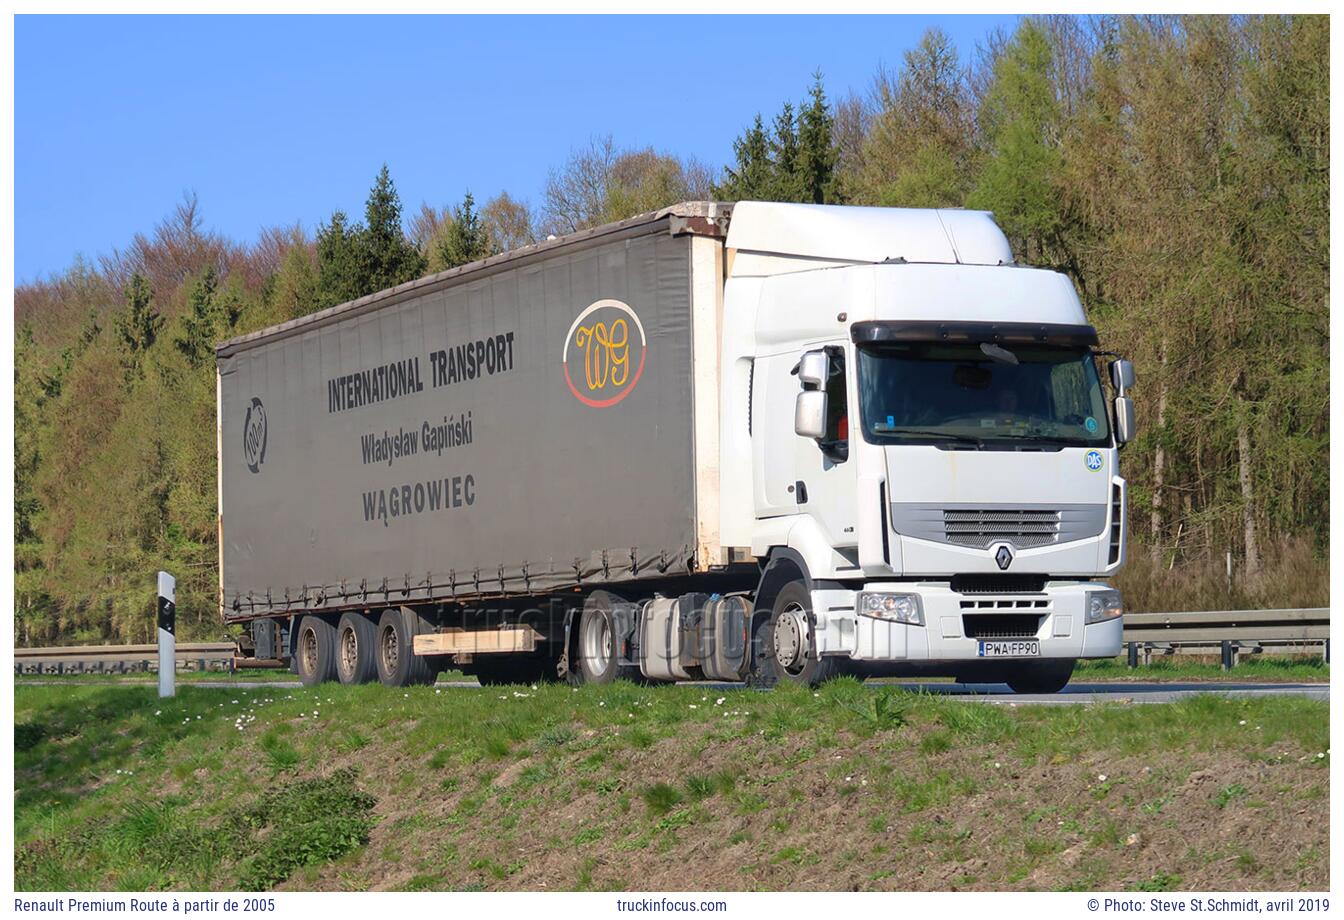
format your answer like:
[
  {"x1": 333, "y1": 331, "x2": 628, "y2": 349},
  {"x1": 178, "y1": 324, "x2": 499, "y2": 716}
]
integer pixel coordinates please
[
  {"x1": 581, "y1": 613, "x2": 611, "y2": 674},
  {"x1": 300, "y1": 625, "x2": 318, "y2": 675},
  {"x1": 380, "y1": 623, "x2": 399, "y2": 674},
  {"x1": 773, "y1": 603, "x2": 809, "y2": 675},
  {"x1": 339, "y1": 626, "x2": 359, "y2": 676}
]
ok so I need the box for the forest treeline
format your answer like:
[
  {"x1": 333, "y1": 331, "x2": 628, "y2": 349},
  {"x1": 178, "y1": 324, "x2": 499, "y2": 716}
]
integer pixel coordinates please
[{"x1": 14, "y1": 15, "x2": 1328, "y2": 643}]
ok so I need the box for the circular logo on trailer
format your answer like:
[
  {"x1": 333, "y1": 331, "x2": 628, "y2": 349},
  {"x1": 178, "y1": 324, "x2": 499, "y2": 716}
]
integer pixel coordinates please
[
  {"x1": 561, "y1": 299, "x2": 647, "y2": 408},
  {"x1": 243, "y1": 397, "x2": 268, "y2": 473},
  {"x1": 1085, "y1": 450, "x2": 1104, "y2": 472}
]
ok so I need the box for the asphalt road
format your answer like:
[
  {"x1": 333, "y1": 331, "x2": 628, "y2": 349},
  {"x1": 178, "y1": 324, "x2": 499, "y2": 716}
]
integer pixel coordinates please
[{"x1": 20, "y1": 678, "x2": 1329, "y2": 704}]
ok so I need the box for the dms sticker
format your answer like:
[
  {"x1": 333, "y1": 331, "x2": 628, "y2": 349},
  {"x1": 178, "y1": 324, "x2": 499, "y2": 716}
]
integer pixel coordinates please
[
  {"x1": 243, "y1": 397, "x2": 268, "y2": 473},
  {"x1": 562, "y1": 299, "x2": 647, "y2": 408},
  {"x1": 1085, "y1": 450, "x2": 1104, "y2": 472}
]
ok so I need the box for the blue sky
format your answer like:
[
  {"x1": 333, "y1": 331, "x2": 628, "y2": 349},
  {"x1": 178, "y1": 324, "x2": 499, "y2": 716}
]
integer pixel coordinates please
[{"x1": 15, "y1": 14, "x2": 1018, "y2": 283}]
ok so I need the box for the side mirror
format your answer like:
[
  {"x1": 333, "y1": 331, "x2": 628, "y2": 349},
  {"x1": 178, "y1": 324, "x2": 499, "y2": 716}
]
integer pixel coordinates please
[
  {"x1": 795, "y1": 390, "x2": 828, "y2": 440},
  {"x1": 1110, "y1": 359, "x2": 1135, "y2": 394},
  {"x1": 1114, "y1": 396, "x2": 1135, "y2": 445},
  {"x1": 797, "y1": 351, "x2": 829, "y2": 388}
]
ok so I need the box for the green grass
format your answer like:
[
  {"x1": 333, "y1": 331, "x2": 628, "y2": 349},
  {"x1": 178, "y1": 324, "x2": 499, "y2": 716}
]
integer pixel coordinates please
[
  {"x1": 12, "y1": 677, "x2": 1330, "y2": 891},
  {"x1": 1072, "y1": 655, "x2": 1328, "y2": 682}
]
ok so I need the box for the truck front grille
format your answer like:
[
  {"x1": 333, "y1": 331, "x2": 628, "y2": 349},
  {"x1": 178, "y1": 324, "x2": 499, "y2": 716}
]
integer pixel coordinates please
[
  {"x1": 963, "y1": 613, "x2": 1044, "y2": 640},
  {"x1": 943, "y1": 509, "x2": 1060, "y2": 549}
]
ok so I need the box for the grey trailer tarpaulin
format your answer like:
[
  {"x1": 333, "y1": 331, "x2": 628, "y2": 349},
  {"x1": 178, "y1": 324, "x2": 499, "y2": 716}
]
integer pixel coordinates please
[{"x1": 217, "y1": 207, "x2": 723, "y2": 620}]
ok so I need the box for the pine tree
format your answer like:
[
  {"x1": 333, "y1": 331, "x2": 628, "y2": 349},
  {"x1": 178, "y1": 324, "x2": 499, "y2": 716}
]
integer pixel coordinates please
[
  {"x1": 436, "y1": 192, "x2": 494, "y2": 269},
  {"x1": 175, "y1": 266, "x2": 219, "y2": 367},
  {"x1": 966, "y1": 21, "x2": 1065, "y2": 260},
  {"x1": 361, "y1": 164, "x2": 426, "y2": 292},
  {"x1": 315, "y1": 210, "x2": 364, "y2": 308},
  {"x1": 114, "y1": 272, "x2": 163, "y2": 379},
  {"x1": 796, "y1": 73, "x2": 839, "y2": 203},
  {"x1": 714, "y1": 115, "x2": 774, "y2": 200},
  {"x1": 769, "y1": 102, "x2": 802, "y2": 200}
]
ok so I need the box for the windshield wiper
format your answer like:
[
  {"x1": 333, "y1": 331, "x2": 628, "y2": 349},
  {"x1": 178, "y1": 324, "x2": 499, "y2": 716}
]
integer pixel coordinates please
[
  {"x1": 879, "y1": 428, "x2": 984, "y2": 449},
  {"x1": 992, "y1": 432, "x2": 1093, "y2": 447}
]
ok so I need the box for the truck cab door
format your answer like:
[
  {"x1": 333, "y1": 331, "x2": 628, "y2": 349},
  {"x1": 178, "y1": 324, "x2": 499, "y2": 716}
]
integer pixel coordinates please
[
  {"x1": 753, "y1": 352, "x2": 806, "y2": 518},
  {"x1": 793, "y1": 344, "x2": 859, "y2": 549}
]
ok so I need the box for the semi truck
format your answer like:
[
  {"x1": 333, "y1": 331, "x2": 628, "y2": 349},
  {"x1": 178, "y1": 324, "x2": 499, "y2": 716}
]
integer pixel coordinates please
[{"x1": 217, "y1": 201, "x2": 1135, "y2": 692}]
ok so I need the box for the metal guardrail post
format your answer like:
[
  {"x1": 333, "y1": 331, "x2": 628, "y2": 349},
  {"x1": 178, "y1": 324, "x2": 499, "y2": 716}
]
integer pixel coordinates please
[
  {"x1": 1127, "y1": 641, "x2": 1137, "y2": 668},
  {"x1": 1220, "y1": 640, "x2": 1233, "y2": 671}
]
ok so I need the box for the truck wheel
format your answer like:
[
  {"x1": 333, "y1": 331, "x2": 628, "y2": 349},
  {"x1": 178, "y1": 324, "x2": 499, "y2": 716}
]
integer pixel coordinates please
[
  {"x1": 295, "y1": 615, "x2": 337, "y2": 687},
  {"x1": 335, "y1": 612, "x2": 377, "y2": 685},
  {"x1": 574, "y1": 591, "x2": 639, "y2": 685},
  {"x1": 749, "y1": 581, "x2": 841, "y2": 689},
  {"x1": 375, "y1": 608, "x2": 435, "y2": 687},
  {"x1": 1006, "y1": 660, "x2": 1075, "y2": 695}
]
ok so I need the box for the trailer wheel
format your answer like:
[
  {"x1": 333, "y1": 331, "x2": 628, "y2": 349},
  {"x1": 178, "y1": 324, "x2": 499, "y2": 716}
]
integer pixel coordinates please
[
  {"x1": 1006, "y1": 660, "x2": 1075, "y2": 695},
  {"x1": 574, "y1": 591, "x2": 639, "y2": 685},
  {"x1": 335, "y1": 612, "x2": 378, "y2": 685},
  {"x1": 375, "y1": 608, "x2": 435, "y2": 687},
  {"x1": 295, "y1": 615, "x2": 337, "y2": 687},
  {"x1": 748, "y1": 581, "x2": 841, "y2": 689}
]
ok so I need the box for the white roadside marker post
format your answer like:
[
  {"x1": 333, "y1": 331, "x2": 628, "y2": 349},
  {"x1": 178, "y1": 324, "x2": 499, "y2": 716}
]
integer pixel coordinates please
[{"x1": 157, "y1": 571, "x2": 176, "y2": 698}]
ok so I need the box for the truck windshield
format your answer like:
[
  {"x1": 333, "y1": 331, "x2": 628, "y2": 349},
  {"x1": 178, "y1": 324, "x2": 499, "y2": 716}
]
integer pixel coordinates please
[{"x1": 857, "y1": 342, "x2": 1111, "y2": 448}]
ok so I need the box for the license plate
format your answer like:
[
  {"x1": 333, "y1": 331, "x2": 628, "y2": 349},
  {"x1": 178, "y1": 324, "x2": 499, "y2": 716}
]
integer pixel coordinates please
[{"x1": 978, "y1": 640, "x2": 1040, "y2": 657}]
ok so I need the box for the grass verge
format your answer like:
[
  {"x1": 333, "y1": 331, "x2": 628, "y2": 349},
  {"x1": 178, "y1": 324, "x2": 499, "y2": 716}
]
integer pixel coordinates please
[{"x1": 14, "y1": 679, "x2": 1328, "y2": 892}]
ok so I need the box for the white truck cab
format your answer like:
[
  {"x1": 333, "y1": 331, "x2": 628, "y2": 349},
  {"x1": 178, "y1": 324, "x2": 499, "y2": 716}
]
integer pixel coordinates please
[{"x1": 719, "y1": 202, "x2": 1133, "y2": 692}]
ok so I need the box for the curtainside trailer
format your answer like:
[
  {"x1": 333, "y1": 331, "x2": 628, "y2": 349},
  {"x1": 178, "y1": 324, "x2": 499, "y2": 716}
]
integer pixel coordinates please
[{"x1": 218, "y1": 201, "x2": 1135, "y2": 691}]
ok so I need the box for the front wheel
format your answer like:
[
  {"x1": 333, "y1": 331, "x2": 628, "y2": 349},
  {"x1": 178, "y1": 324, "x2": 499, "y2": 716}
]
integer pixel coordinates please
[
  {"x1": 1006, "y1": 660, "x2": 1075, "y2": 694},
  {"x1": 747, "y1": 581, "x2": 842, "y2": 689}
]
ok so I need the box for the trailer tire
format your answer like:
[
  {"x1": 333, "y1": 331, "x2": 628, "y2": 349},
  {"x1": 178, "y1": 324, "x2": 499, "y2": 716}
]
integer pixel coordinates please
[
  {"x1": 375, "y1": 608, "x2": 436, "y2": 687},
  {"x1": 749, "y1": 581, "x2": 841, "y2": 689},
  {"x1": 574, "y1": 591, "x2": 639, "y2": 685},
  {"x1": 1006, "y1": 660, "x2": 1075, "y2": 695},
  {"x1": 295, "y1": 615, "x2": 338, "y2": 687},
  {"x1": 335, "y1": 612, "x2": 378, "y2": 685}
]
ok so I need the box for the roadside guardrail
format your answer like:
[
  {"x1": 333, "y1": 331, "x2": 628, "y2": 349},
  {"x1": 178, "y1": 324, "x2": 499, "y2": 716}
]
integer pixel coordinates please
[
  {"x1": 14, "y1": 641, "x2": 236, "y2": 676},
  {"x1": 1121, "y1": 608, "x2": 1329, "y2": 669}
]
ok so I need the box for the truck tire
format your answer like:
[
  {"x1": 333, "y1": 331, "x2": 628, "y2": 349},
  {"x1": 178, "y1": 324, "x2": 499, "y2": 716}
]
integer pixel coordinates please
[
  {"x1": 748, "y1": 581, "x2": 841, "y2": 689},
  {"x1": 574, "y1": 591, "x2": 639, "y2": 685},
  {"x1": 335, "y1": 612, "x2": 378, "y2": 685},
  {"x1": 374, "y1": 608, "x2": 435, "y2": 687},
  {"x1": 1006, "y1": 660, "x2": 1075, "y2": 694},
  {"x1": 295, "y1": 615, "x2": 337, "y2": 687}
]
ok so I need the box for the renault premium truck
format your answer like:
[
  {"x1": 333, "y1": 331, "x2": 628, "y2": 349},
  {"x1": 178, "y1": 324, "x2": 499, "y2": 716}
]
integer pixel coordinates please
[{"x1": 217, "y1": 201, "x2": 1134, "y2": 692}]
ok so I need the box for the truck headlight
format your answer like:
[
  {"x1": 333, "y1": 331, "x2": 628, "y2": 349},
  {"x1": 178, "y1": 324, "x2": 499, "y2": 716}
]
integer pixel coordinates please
[
  {"x1": 1087, "y1": 589, "x2": 1123, "y2": 625},
  {"x1": 858, "y1": 592, "x2": 924, "y2": 626}
]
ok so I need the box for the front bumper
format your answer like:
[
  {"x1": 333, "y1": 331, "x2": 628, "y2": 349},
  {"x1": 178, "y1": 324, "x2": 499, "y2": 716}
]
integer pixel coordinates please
[{"x1": 813, "y1": 581, "x2": 1122, "y2": 662}]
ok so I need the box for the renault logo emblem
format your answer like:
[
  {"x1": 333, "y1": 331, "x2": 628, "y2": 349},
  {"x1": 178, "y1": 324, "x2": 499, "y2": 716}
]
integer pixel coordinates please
[{"x1": 995, "y1": 545, "x2": 1014, "y2": 570}]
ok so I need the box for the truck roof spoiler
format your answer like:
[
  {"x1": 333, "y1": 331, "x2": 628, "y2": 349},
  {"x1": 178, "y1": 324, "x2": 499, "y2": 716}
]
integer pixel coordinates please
[{"x1": 851, "y1": 320, "x2": 1099, "y2": 348}]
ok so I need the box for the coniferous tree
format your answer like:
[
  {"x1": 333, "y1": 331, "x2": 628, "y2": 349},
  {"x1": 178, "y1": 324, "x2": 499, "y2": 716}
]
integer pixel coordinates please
[
  {"x1": 967, "y1": 21, "x2": 1066, "y2": 262},
  {"x1": 797, "y1": 73, "x2": 840, "y2": 203},
  {"x1": 114, "y1": 272, "x2": 163, "y2": 379},
  {"x1": 315, "y1": 211, "x2": 363, "y2": 308},
  {"x1": 361, "y1": 164, "x2": 427, "y2": 292},
  {"x1": 713, "y1": 115, "x2": 774, "y2": 200},
  {"x1": 175, "y1": 266, "x2": 219, "y2": 367},
  {"x1": 436, "y1": 192, "x2": 494, "y2": 269}
]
